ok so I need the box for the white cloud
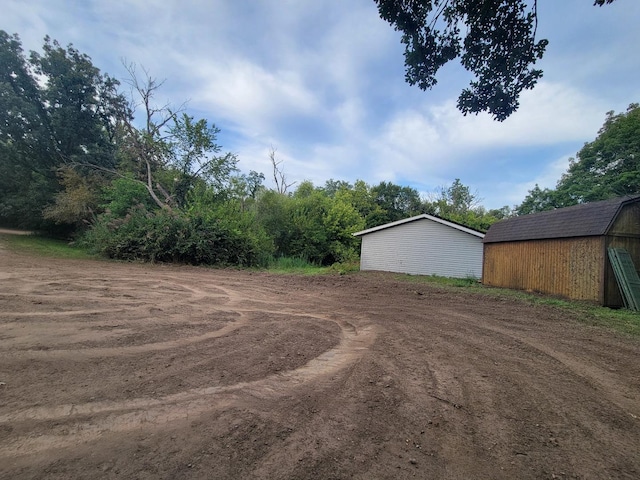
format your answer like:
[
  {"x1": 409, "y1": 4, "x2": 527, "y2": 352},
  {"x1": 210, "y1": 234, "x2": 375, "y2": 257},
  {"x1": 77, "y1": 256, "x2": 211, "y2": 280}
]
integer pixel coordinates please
[
  {"x1": 367, "y1": 80, "x2": 608, "y2": 177},
  {"x1": 192, "y1": 59, "x2": 319, "y2": 136}
]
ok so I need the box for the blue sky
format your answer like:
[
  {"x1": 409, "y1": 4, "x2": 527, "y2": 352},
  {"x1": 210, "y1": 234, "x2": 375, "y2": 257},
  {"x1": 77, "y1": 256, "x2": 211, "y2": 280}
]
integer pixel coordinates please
[{"x1": 5, "y1": 0, "x2": 640, "y2": 209}]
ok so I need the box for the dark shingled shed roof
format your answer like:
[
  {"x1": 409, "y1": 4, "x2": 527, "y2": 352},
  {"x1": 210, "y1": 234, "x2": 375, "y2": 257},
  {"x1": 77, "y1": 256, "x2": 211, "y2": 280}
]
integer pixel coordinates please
[{"x1": 483, "y1": 195, "x2": 640, "y2": 244}]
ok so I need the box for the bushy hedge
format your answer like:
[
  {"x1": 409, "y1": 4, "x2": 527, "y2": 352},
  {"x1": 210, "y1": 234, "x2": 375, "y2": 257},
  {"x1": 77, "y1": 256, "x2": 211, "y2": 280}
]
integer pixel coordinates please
[{"x1": 82, "y1": 207, "x2": 263, "y2": 266}]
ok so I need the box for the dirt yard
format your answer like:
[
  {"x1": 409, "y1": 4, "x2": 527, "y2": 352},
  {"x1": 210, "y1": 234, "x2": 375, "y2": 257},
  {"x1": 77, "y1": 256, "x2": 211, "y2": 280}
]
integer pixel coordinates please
[{"x1": 0, "y1": 244, "x2": 639, "y2": 479}]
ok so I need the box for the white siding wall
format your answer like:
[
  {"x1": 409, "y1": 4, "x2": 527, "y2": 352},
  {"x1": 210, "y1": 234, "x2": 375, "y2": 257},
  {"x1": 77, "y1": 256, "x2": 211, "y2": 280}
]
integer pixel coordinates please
[{"x1": 359, "y1": 218, "x2": 483, "y2": 278}]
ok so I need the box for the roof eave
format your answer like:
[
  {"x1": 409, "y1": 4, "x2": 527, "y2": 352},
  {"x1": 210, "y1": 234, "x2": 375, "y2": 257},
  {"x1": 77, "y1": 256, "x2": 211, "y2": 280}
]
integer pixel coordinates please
[{"x1": 353, "y1": 214, "x2": 485, "y2": 238}]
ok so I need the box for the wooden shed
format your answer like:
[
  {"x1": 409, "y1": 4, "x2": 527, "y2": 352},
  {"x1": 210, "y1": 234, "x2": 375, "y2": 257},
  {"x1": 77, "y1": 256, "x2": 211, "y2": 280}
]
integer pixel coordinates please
[
  {"x1": 353, "y1": 214, "x2": 485, "y2": 279},
  {"x1": 482, "y1": 195, "x2": 640, "y2": 307}
]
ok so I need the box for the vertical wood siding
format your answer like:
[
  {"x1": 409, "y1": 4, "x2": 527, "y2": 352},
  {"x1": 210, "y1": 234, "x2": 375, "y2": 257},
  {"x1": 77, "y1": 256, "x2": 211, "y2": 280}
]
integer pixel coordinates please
[
  {"x1": 359, "y1": 219, "x2": 483, "y2": 278},
  {"x1": 482, "y1": 237, "x2": 604, "y2": 302}
]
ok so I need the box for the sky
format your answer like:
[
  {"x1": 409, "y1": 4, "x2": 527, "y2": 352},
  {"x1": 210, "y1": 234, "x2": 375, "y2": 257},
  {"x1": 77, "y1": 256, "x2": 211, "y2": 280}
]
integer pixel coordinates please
[{"x1": 4, "y1": 0, "x2": 640, "y2": 209}]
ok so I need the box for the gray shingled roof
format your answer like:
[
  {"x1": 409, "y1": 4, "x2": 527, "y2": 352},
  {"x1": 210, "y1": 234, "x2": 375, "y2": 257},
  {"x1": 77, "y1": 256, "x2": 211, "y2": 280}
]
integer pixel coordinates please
[{"x1": 483, "y1": 195, "x2": 640, "y2": 244}]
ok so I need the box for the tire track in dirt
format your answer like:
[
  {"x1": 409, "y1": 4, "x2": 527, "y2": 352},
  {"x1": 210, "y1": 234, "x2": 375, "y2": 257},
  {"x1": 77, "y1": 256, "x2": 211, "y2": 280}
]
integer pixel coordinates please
[
  {"x1": 0, "y1": 275, "x2": 377, "y2": 458},
  {"x1": 3, "y1": 312, "x2": 246, "y2": 359},
  {"x1": 0, "y1": 319, "x2": 376, "y2": 457},
  {"x1": 438, "y1": 308, "x2": 640, "y2": 420},
  {"x1": 0, "y1": 317, "x2": 373, "y2": 422},
  {"x1": 1, "y1": 275, "x2": 338, "y2": 358},
  {"x1": 0, "y1": 277, "x2": 236, "y2": 355}
]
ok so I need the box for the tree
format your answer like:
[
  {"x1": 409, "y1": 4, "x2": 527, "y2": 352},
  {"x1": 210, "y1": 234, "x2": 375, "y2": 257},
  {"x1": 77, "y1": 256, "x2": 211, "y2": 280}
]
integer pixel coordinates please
[
  {"x1": 114, "y1": 64, "x2": 240, "y2": 211},
  {"x1": 226, "y1": 170, "x2": 265, "y2": 211},
  {"x1": 167, "y1": 113, "x2": 239, "y2": 207},
  {"x1": 42, "y1": 167, "x2": 100, "y2": 227},
  {"x1": 114, "y1": 63, "x2": 179, "y2": 210},
  {"x1": 0, "y1": 31, "x2": 46, "y2": 168},
  {"x1": 324, "y1": 192, "x2": 366, "y2": 263},
  {"x1": 30, "y1": 36, "x2": 127, "y2": 167},
  {"x1": 322, "y1": 179, "x2": 353, "y2": 197},
  {"x1": 554, "y1": 103, "x2": 640, "y2": 204},
  {"x1": 254, "y1": 189, "x2": 291, "y2": 257},
  {"x1": 374, "y1": 0, "x2": 616, "y2": 121},
  {"x1": 0, "y1": 31, "x2": 128, "y2": 229},
  {"x1": 288, "y1": 184, "x2": 332, "y2": 263},
  {"x1": 0, "y1": 32, "x2": 49, "y2": 227},
  {"x1": 515, "y1": 184, "x2": 559, "y2": 215},
  {"x1": 426, "y1": 178, "x2": 509, "y2": 231},
  {"x1": 517, "y1": 103, "x2": 640, "y2": 214},
  {"x1": 433, "y1": 178, "x2": 478, "y2": 216},
  {"x1": 269, "y1": 147, "x2": 296, "y2": 194},
  {"x1": 287, "y1": 182, "x2": 364, "y2": 264},
  {"x1": 370, "y1": 181, "x2": 423, "y2": 224}
]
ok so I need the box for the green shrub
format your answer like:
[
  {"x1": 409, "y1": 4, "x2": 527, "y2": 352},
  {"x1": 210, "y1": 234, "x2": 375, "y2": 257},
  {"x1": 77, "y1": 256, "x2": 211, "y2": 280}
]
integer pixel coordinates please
[
  {"x1": 81, "y1": 207, "x2": 265, "y2": 267},
  {"x1": 102, "y1": 177, "x2": 156, "y2": 217}
]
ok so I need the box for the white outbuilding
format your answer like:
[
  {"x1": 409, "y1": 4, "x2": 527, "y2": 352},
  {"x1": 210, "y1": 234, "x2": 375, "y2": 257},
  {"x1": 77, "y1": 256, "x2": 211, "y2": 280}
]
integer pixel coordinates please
[{"x1": 353, "y1": 214, "x2": 485, "y2": 279}]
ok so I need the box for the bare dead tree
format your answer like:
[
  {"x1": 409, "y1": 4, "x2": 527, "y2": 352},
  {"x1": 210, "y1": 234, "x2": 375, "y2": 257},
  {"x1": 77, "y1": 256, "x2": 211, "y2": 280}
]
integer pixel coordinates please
[
  {"x1": 122, "y1": 62, "x2": 185, "y2": 138},
  {"x1": 117, "y1": 61, "x2": 189, "y2": 210},
  {"x1": 270, "y1": 147, "x2": 296, "y2": 194}
]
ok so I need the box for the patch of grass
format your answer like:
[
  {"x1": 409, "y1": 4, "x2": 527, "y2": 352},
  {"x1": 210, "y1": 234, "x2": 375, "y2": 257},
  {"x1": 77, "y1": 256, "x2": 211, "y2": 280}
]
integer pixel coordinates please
[
  {"x1": 326, "y1": 260, "x2": 361, "y2": 275},
  {"x1": 0, "y1": 233, "x2": 96, "y2": 260},
  {"x1": 576, "y1": 303, "x2": 640, "y2": 336},
  {"x1": 396, "y1": 273, "x2": 482, "y2": 288},
  {"x1": 501, "y1": 289, "x2": 640, "y2": 336},
  {"x1": 395, "y1": 272, "x2": 640, "y2": 337},
  {"x1": 265, "y1": 256, "x2": 326, "y2": 275},
  {"x1": 255, "y1": 257, "x2": 361, "y2": 276}
]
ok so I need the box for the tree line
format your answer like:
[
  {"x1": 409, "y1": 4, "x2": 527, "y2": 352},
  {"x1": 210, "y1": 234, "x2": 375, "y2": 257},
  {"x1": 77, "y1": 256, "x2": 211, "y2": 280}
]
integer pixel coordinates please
[{"x1": 0, "y1": 31, "x2": 513, "y2": 267}]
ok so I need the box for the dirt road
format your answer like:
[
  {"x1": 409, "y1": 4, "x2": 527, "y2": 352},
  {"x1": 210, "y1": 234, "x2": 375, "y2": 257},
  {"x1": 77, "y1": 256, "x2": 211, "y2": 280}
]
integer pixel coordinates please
[{"x1": 0, "y1": 247, "x2": 638, "y2": 479}]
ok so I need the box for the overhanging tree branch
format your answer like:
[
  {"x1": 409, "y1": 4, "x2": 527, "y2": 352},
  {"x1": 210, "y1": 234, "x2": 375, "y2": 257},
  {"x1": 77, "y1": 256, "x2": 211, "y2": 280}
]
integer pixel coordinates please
[{"x1": 375, "y1": 0, "x2": 616, "y2": 121}]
